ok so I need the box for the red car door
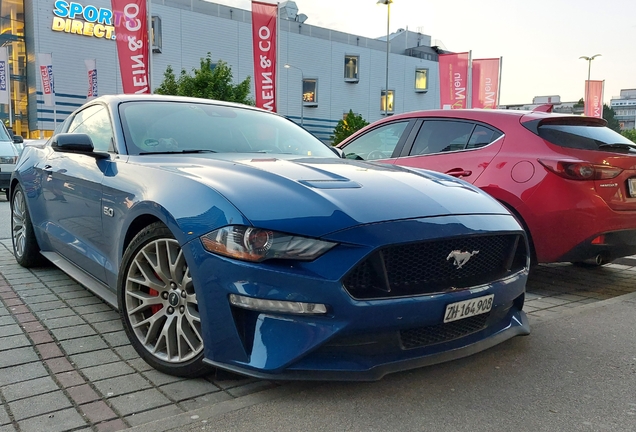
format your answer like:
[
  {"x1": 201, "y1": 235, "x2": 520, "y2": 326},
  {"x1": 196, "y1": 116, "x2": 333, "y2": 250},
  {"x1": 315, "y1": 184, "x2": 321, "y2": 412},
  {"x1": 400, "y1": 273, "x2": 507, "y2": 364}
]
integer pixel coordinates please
[{"x1": 394, "y1": 119, "x2": 504, "y2": 184}]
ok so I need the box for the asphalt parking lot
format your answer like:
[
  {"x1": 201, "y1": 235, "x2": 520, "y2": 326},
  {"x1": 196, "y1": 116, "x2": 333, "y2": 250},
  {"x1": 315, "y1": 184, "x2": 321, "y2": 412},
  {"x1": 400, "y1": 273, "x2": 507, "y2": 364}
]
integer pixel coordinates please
[{"x1": 2, "y1": 195, "x2": 636, "y2": 431}]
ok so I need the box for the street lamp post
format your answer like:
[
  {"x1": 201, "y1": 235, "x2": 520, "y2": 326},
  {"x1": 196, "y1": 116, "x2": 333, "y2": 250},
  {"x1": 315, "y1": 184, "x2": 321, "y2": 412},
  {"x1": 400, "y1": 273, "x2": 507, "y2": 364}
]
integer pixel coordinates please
[
  {"x1": 378, "y1": 0, "x2": 392, "y2": 116},
  {"x1": 284, "y1": 63, "x2": 304, "y2": 127},
  {"x1": 579, "y1": 54, "x2": 601, "y2": 114}
]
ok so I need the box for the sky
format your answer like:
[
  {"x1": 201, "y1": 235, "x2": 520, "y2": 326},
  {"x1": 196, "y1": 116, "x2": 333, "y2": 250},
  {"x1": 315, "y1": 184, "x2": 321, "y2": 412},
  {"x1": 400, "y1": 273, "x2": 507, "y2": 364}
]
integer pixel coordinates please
[{"x1": 214, "y1": 0, "x2": 636, "y2": 105}]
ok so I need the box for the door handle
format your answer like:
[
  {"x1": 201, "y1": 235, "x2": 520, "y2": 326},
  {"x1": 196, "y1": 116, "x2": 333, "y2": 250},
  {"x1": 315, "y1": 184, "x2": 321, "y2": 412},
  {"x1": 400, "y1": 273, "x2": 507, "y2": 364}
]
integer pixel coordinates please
[{"x1": 445, "y1": 168, "x2": 472, "y2": 178}]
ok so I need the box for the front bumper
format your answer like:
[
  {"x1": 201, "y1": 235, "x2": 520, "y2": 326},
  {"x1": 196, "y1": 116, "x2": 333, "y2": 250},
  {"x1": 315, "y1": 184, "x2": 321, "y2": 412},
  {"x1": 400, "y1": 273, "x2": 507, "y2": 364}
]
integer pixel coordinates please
[
  {"x1": 184, "y1": 214, "x2": 530, "y2": 381},
  {"x1": 203, "y1": 306, "x2": 529, "y2": 381}
]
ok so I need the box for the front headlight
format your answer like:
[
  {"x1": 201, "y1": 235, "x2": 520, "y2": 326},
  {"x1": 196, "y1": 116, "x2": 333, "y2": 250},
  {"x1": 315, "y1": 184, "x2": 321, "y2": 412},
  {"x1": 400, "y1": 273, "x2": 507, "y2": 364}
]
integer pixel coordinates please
[
  {"x1": 0, "y1": 156, "x2": 17, "y2": 164},
  {"x1": 200, "y1": 225, "x2": 337, "y2": 262}
]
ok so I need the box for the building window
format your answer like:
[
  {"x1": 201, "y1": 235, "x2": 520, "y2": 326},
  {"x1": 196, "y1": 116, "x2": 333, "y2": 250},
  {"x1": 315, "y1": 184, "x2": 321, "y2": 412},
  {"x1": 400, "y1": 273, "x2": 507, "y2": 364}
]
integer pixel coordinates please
[
  {"x1": 344, "y1": 55, "x2": 359, "y2": 82},
  {"x1": 152, "y1": 16, "x2": 162, "y2": 53},
  {"x1": 303, "y1": 79, "x2": 317, "y2": 106},
  {"x1": 415, "y1": 68, "x2": 428, "y2": 92},
  {"x1": 381, "y1": 90, "x2": 395, "y2": 114}
]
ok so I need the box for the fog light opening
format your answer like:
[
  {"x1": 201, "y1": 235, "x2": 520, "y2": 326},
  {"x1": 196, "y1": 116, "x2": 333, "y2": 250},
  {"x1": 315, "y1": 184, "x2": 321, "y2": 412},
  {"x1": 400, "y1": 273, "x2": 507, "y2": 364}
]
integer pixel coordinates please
[{"x1": 229, "y1": 294, "x2": 328, "y2": 315}]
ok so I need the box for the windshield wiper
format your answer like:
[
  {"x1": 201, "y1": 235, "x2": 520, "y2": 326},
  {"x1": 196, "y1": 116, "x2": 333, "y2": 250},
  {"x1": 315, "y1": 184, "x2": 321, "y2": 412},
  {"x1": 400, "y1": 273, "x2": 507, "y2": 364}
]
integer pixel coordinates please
[{"x1": 139, "y1": 149, "x2": 217, "y2": 155}]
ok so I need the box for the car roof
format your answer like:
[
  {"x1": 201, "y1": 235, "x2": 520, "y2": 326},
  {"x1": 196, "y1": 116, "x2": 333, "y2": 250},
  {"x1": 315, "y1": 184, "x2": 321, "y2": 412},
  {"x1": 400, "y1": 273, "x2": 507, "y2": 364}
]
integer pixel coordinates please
[
  {"x1": 90, "y1": 94, "x2": 270, "y2": 115},
  {"x1": 384, "y1": 108, "x2": 580, "y2": 124}
]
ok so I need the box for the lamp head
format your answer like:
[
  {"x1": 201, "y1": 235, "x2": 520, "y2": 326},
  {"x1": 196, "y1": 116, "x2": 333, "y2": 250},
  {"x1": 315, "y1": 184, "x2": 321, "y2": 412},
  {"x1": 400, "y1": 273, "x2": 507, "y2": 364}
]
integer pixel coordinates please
[{"x1": 377, "y1": 0, "x2": 393, "y2": 4}]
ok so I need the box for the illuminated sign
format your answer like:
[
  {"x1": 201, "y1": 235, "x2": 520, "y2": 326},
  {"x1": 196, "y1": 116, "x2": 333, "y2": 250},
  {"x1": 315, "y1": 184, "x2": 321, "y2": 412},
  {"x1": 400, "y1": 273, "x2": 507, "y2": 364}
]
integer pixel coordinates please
[{"x1": 51, "y1": 1, "x2": 116, "y2": 40}]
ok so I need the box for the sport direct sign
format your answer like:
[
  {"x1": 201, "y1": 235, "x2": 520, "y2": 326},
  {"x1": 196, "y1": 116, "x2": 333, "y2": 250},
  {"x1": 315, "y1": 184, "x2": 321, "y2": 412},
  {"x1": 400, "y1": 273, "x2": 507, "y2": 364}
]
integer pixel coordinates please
[
  {"x1": 86, "y1": 59, "x2": 98, "y2": 99},
  {"x1": 0, "y1": 47, "x2": 8, "y2": 105},
  {"x1": 37, "y1": 53, "x2": 55, "y2": 107},
  {"x1": 0, "y1": 62, "x2": 6, "y2": 92},
  {"x1": 52, "y1": 1, "x2": 116, "y2": 40}
]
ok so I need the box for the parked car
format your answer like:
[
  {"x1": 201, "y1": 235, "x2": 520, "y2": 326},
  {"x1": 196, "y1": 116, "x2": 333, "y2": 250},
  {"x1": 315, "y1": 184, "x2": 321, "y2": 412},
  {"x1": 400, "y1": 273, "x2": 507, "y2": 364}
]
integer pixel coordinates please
[
  {"x1": 10, "y1": 94, "x2": 530, "y2": 380},
  {"x1": 0, "y1": 124, "x2": 22, "y2": 200},
  {"x1": 339, "y1": 108, "x2": 636, "y2": 266}
]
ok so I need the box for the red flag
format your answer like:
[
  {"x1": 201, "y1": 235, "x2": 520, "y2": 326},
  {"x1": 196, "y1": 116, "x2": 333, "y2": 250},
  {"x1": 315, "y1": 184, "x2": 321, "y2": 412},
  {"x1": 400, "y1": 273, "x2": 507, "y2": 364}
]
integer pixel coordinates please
[
  {"x1": 438, "y1": 52, "x2": 469, "y2": 109},
  {"x1": 584, "y1": 80, "x2": 604, "y2": 118},
  {"x1": 111, "y1": 0, "x2": 150, "y2": 94},
  {"x1": 472, "y1": 58, "x2": 499, "y2": 109},
  {"x1": 252, "y1": 1, "x2": 277, "y2": 112}
]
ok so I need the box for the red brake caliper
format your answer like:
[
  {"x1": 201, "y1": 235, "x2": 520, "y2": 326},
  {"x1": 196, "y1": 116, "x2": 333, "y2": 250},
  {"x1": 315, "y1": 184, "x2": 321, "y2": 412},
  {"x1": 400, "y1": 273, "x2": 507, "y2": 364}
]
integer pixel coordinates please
[{"x1": 149, "y1": 288, "x2": 162, "y2": 314}]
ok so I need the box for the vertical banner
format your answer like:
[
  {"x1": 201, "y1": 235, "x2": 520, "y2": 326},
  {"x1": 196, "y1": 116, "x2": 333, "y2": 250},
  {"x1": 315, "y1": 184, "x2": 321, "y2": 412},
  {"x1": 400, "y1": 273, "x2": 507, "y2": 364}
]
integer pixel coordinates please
[
  {"x1": 471, "y1": 58, "x2": 500, "y2": 109},
  {"x1": 37, "y1": 53, "x2": 55, "y2": 107},
  {"x1": 438, "y1": 52, "x2": 469, "y2": 109},
  {"x1": 85, "y1": 59, "x2": 98, "y2": 100},
  {"x1": 111, "y1": 0, "x2": 150, "y2": 94},
  {"x1": 251, "y1": 1, "x2": 277, "y2": 112},
  {"x1": 0, "y1": 47, "x2": 9, "y2": 105},
  {"x1": 584, "y1": 80, "x2": 604, "y2": 118}
]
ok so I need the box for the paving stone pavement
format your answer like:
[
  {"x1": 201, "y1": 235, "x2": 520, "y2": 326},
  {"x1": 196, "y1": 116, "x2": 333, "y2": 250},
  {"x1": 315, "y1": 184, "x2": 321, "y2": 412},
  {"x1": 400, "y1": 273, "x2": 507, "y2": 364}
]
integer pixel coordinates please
[{"x1": 1, "y1": 236, "x2": 636, "y2": 431}]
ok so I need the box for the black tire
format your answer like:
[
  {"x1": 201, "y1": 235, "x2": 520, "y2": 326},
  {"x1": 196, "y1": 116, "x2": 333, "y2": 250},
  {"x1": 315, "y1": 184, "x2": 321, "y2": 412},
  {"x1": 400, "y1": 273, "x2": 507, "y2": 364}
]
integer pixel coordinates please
[
  {"x1": 11, "y1": 184, "x2": 45, "y2": 267},
  {"x1": 118, "y1": 222, "x2": 210, "y2": 378}
]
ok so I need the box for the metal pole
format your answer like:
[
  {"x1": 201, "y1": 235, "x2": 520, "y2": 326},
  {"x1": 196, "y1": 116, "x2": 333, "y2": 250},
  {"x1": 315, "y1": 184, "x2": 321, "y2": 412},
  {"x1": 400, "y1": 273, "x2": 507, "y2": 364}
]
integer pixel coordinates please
[
  {"x1": 586, "y1": 58, "x2": 591, "y2": 116},
  {"x1": 497, "y1": 56, "x2": 503, "y2": 108},
  {"x1": 148, "y1": 0, "x2": 153, "y2": 92},
  {"x1": 384, "y1": 2, "x2": 390, "y2": 116},
  {"x1": 300, "y1": 71, "x2": 304, "y2": 126}
]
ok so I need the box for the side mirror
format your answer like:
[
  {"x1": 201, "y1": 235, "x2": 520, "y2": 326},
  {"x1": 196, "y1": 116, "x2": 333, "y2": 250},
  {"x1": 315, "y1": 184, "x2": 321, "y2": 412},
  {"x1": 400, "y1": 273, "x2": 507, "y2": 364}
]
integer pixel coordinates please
[
  {"x1": 12, "y1": 135, "x2": 23, "y2": 144},
  {"x1": 51, "y1": 133, "x2": 108, "y2": 159}
]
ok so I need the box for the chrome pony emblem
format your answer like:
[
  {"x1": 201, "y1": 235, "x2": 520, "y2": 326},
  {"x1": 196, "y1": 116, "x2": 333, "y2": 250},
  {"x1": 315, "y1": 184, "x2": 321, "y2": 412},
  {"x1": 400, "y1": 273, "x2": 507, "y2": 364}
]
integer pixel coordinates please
[{"x1": 447, "y1": 250, "x2": 479, "y2": 269}]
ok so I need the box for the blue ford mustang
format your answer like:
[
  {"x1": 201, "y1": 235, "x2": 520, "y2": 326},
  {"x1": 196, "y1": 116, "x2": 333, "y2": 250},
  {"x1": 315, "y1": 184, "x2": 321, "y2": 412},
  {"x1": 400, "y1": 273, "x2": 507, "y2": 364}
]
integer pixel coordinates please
[{"x1": 10, "y1": 95, "x2": 530, "y2": 380}]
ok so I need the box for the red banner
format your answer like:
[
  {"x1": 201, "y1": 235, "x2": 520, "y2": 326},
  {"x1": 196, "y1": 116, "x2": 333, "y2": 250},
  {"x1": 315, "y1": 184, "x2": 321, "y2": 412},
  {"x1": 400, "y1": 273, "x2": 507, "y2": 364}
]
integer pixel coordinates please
[
  {"x1": 439, "y1": 52, "x2": 469, "y2": 109},
  {"x1": 472, "y1": 58, "x2": 499, "y2": 109},
  {"x1": 584, "y1": 80, "x2": 604, "y2": 118},
  {"x1": 251, "y1": 1, "x2": 277, "y2": 112},
  {"x1": 111, "y1": 0, "x2": 150, "y2": 94}
]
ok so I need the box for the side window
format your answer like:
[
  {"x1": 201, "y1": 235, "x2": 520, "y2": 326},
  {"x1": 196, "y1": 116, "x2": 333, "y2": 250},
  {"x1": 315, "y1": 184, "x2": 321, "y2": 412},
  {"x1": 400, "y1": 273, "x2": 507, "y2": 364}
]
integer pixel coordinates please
[
  {"x1": 342, "y1": 121, "x2": 408, "y2": 161},
  {"x1": 68, "y1": 105, "x2": 114, "y2": 152},
  {"x1": 466, "y1": 125, "x2": 503, "y2": 150},
  {"x1": 410, "y1": 121, "x2": 475, "y2": 155}
]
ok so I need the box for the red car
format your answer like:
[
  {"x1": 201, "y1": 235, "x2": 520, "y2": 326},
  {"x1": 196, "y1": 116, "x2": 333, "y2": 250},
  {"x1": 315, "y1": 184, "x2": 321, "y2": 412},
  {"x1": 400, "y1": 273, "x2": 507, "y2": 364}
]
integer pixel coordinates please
[{"x1": 338, "y1": 107, "x2": 636, "y2": 265}]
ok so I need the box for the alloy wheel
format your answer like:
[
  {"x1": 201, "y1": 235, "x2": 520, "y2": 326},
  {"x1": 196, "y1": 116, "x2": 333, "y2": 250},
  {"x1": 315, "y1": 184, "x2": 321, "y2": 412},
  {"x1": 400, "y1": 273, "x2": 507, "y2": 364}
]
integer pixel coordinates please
[
  {"x1": 124, "y1": 238, "x2": 203, "y2": 363},
  {"x1": 12, "y1": 189, "x2": 26, "y2": 259}
]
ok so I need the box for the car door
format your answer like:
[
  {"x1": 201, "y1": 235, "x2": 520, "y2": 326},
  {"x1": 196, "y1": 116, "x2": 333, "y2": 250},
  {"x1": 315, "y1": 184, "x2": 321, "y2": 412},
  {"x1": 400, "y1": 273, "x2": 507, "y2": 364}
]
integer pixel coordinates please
[
  {"x1": 394, "y1": 119, "x2": 504, "y2": 184},
  {"x1": 341, "y1": 120, "x2": 416, "y2": 162},
  {"x1": 39, "y1": 104, "x2": 115, "y2": 282}
]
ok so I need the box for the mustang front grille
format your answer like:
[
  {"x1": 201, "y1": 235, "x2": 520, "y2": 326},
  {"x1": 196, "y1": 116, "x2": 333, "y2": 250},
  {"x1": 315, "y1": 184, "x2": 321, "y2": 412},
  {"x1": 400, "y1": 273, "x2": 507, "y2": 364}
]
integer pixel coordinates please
[
  {"x1": 400, "y1": 313, "x2": 491, "y2": 349},
  {"x1": 342, "y1": 234, "x2": 526, "y2": 299}
]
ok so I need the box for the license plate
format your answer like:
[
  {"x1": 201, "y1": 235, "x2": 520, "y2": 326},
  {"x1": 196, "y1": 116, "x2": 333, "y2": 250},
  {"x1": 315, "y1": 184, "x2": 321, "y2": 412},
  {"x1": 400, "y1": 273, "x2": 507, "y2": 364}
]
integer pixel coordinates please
[
  {"x1": 444, "y1": 294, "x2": 494, "y2": 323},
  {"x1": 629, "y1": 179, "x2": 636, "y2": 198}
]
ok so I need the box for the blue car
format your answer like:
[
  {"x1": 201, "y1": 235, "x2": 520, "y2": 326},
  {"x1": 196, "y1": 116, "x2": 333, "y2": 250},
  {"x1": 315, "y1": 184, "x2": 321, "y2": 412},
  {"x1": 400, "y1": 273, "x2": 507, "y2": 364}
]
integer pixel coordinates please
[{"x1": 10, "y1": 95, "x2": 530, "y2": 380}]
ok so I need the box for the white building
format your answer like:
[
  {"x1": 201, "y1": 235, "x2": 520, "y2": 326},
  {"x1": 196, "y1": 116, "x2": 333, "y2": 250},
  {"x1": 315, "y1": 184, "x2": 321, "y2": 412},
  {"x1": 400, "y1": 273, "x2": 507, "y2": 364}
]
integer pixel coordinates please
[
  {"x1": 610, "y1": 89, "x2": 636, "y2": 130},
  {"x1": 3, "y1": 0, "x2": 442, "y2": 141}
]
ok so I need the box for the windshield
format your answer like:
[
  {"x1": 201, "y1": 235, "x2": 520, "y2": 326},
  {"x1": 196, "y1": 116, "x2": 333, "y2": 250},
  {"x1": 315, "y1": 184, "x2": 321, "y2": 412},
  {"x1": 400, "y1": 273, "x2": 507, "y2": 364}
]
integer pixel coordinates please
[
  {"x1": 119, "y1": 101, "x2": 336, "y2": 157},
  {"x1": 537, "y1": 124, "x2": 634, "y2": 151},
  {"x1": 0, "y1": 124, "x2": 11, "y2": 141}
]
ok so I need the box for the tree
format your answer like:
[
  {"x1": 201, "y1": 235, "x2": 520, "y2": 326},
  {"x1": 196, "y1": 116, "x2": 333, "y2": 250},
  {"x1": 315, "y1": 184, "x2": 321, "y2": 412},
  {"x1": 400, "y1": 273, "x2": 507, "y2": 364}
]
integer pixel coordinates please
[
  {"x1": 331, "y1": 110, "x2": 369, "y2": 145},
  {"x1": 622, "y1": 129, "x2": 636, "y2": 143},
  {"x1": 155, "y1": 53, "x2": 254, "y2": 105},
  {"x1": 603, "y1": 104, "x2": 621, "y2": 133}
]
